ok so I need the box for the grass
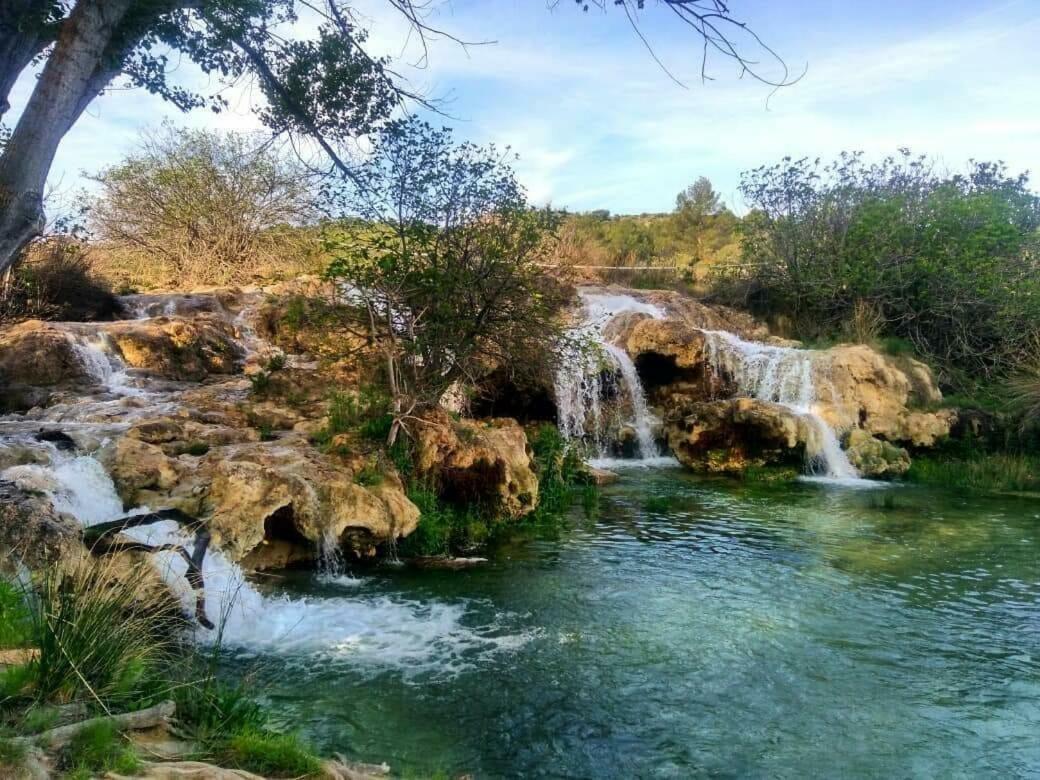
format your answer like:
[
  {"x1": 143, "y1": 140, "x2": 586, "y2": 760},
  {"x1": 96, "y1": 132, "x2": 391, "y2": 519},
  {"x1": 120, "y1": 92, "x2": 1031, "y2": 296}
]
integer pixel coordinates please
[
  {"x1": 0, "y1": 737, "x2": 27, "y2": 772},
  {"x1": 219, "y1": 730, "x2": 323, "y2": 777},
  {"x1": 906, "y1": 451, "x2": 1040, "y2": 493},
  {"x1": 22, "y1": 556, "x2": 180, "y2": 707},
  {"x1": 62, "y1": 720, "x2": 141, "y2": 777}
]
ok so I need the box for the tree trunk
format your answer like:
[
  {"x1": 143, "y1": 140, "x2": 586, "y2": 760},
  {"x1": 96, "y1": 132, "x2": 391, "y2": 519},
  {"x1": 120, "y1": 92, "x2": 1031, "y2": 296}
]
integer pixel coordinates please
[
  {"x1": 0, "y1": 0, "x2": 57, "y2": 117},
  {"x1": 0, "y1": 0, "x2": 133, "y2": 274}
]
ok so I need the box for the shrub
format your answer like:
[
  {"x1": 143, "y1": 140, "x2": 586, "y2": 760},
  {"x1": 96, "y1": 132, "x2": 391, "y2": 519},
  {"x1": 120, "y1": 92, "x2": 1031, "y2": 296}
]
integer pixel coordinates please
[
  {"x1": 716, "y1": 151, "x2": 1040, "y2": 385},
  {"x1": 0, "y1": 238, "x2": 119, "y2": 324},
  {"x1": 87, "y1": 124, "x2": 322, "y2": 289}
]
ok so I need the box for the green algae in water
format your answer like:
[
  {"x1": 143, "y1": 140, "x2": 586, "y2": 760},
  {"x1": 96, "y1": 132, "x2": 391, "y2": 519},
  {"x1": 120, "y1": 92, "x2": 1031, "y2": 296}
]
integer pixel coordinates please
[{"x1": 226, "y1": 469, "x2": 1040, "y2": 778}]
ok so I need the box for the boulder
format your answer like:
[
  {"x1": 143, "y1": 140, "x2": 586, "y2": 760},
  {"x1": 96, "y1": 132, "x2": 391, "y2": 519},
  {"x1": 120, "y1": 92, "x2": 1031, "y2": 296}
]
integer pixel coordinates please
[
  {"x1": 665, "y1": 398, "x2": 818, "y2": 474},
  {"x1": 415, "y1": 411, "x2": 539, "y2": 518},
  {"x1": 102, "y1": 315, "x2": 243, "y2": 380},
  {"x1": 110, "y1": 420, "x2": 419, "y2": 566},
  {"x1": 814, "y1": 345, "x2": 951, "y2": 445},
  {"x1": 0, "y1": 480, "x2": 84, "y2": 570},
  {"x1": 0, "y1": 321, "x2": 99, "y2": 410},
  {"x1": 844, "y1": 429, "x2": 911, "y2": 478}
]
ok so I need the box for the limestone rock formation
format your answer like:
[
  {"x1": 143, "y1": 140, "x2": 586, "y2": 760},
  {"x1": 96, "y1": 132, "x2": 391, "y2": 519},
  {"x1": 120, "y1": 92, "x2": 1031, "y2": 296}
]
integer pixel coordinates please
[
  {"x1": 813, "y1": 345, "x2": 952, "y2": 446},
  {"x1": 103, "y1": 315, "x2": 243, "y2": 380},
  {"x1": 665, "y1": 398, "x2": 819, "y2": 474},
  {"x1": 415, "y1": 411, "x2": 539, "y2": 518},
  {"x1": 110, "y1": 419, "x2": 420, "y2": 567},
  {"x1": 844, "y1": 429, "x2": 911, "y2": 478},
  {"x1": 0, "y1": 480, "x2": 84, "y2": 570}
]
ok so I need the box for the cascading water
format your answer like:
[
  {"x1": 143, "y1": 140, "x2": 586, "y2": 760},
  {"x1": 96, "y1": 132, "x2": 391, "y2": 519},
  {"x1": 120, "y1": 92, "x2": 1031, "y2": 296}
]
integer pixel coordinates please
[
  {"x1": 0, "y1": 447, "x2": 520, "y2": 676},
  {"x1": 701, "y1": 329, "x2": 860, "y2": 480},
  {"x1": 554, "y1": 292, "x2": 667, "y2": 461}
]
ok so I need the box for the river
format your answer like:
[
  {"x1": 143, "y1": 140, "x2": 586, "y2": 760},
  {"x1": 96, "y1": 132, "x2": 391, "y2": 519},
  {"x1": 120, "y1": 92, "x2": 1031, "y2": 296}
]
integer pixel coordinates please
[{"x1": 225, "y1": 468, "x2": 1040, "y2": 778}]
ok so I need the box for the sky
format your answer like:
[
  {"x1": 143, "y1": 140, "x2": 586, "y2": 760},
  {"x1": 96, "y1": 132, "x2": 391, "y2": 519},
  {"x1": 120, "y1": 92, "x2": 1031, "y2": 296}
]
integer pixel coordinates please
[{"x1": 7, "y1": 0, "x2": 1040, "y2": 215}]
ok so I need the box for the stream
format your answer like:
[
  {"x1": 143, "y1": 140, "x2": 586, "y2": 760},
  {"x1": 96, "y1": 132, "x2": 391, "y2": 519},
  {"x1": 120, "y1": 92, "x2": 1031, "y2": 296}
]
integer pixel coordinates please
[
  {"x1": 2, "y1": 289, "x2": 1038, "y2": 777},
  {"x1": 232, "y1": 468, "x2": 1040, "y2": 778}
]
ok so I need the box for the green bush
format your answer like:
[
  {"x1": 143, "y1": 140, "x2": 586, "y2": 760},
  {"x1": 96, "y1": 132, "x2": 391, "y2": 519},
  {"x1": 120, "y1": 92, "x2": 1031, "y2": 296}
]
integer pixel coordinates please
[{"x1": 717, "y1": 151, "x2": 1040, "y2": 385}]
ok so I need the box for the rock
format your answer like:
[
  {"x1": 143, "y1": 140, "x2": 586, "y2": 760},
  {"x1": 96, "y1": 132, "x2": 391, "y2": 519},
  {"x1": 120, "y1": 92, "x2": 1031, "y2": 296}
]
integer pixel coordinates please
[
  {"x1": 814, "y1": 345, "x2": 951, "y2": 445},
  {"x1": 587, "y1": 466, "x2": 619, "y2": 485},
  {"x1": 102, "y1": 315, "x2": 243, "y2": 380},
  {"x1": 0, "y1": 480, "x2": 85, "y2": 570},
  {"x1": 844, "y1": 429, "x2": 911, "y2": 478},
  {"x1": 414, "y1": 412, "x2": 539, "y2": 518},
  {"x1": 0, "y1": 321, "x2": 98, "y2": 410},
  {"x1": 665, "y1": 398, "x2": 818, "y2": 474},
  {"x1": 111, "y1": 420, "x2": 420, "y2": 566}
]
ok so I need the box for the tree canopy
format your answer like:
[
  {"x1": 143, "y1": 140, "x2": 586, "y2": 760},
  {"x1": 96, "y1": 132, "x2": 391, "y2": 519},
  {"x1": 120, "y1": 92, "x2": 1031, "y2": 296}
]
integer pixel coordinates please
[
  {"x1": 0, "y1": 0, "x2": 786, "y2": 274},
  {"x1": 324, "y1": 118, "x2": 570, "y2": 442}
]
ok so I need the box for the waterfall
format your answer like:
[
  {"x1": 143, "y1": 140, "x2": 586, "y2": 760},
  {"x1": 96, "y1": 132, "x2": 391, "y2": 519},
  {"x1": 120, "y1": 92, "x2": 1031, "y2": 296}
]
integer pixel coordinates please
[
  {"x1": 701, "y1": 330, "x2": 859, "y2": 480},
  {"x1": 68, "y1": 333, "x2": 144, "y2": 397},
  {"x1": 554, "y1": 292, "x2": 667, "y2": 461},
  {"x1": 0, "y1": 449, "x2": 518, "y2": 675}
]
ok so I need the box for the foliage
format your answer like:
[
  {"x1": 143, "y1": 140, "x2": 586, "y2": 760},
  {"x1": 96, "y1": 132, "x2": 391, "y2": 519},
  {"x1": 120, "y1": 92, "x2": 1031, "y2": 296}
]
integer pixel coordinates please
[
  {"x1": 528, "y1": 424, "x2": 587, "y2": 518},
  {"x1": 399, "y1": 484, "x2": 485, "y2": 557},
  {"x1": 0, "y1": 579, "x2": 31, "y2": 649},
  {"x1": 19, "y1": 557, "x2": 179, "y2": 707},
  {"x1": 1008, "y1": 366, "x2": 1040, "y2": 435},
  {"x1": 88, "y1": 125, "x2": 322, "y2": 288},
  {"x1": 314, "y1": 387, "x2": 393, "y2": 448},
  {"x1": 552, "y1": 180, "x2": 741, "y2": 284},
  {"x1": 906, "y1": 452, "x2": 1040, "y2": 494},
  {"x1": 218, "y1": 729, "x2": 323, "y2": 777},
  {"x1": 0, "y1": 736, "x2": 27, "y2": 770},
  {"x1": 324, "y1": 118, "x2": 570, "y2": 441},
  {"x1": 0, "y1": 238, "x2": 118, "y2": 324},
  {"x1": 715, "y1": 151, "x2": 1040, "y2": 384},
  {"x1": 61, "y1": 720, "x2": 141, "y2": 777}
]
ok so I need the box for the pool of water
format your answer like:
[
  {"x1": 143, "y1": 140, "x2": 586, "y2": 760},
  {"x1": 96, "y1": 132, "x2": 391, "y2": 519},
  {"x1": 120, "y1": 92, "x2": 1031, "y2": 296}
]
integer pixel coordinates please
[{"x1": 229, "y1": 469, "x2": 1040, "y2": 778}]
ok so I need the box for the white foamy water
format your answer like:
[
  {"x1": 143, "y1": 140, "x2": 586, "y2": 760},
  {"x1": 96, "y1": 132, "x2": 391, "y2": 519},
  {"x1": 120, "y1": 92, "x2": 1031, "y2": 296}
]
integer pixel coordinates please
[
  {"x1": 555, "y1": 292, "x2": 667, "y2": 461},
  {"x1": 2, "y1": 449, "x2": 522, "y2": 677},
  {"x1": 700, "y1": 329, "x2": 861, "y2": 481},
  {"x1": 68, "y1": 333, "x2": 147, "y2": 398}
]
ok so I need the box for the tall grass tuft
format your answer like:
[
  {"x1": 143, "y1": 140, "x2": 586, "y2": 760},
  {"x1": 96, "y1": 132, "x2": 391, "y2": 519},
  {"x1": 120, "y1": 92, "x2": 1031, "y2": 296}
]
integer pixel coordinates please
[{"x1": 26, "y1": 556, "x2": 181, "y2": 707}]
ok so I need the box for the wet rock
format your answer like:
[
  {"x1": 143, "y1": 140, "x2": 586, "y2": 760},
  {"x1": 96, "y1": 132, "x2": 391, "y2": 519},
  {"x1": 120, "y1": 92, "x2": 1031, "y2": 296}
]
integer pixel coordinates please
[
  {"x1": 844, "y1": 429, "x2": 911, "y2": 478},
  {"x1": 587, "y1": 466, "x2": 619, "y2": 485},
  {"x1": 111, "y1": 420, "x2": 420, "y2": 566},
  {"x1": 414, "y1": 411, "x2": 539, "y2": 518},
  {"x1": 103, "y1": 315, "x2": 244, "y2": 380},
  {"x1": 665, "y1": 398, "x2": 817, "y2": 474},
  {"x1": 0, "y1": 480, "x2": 84, "y2": 570}
]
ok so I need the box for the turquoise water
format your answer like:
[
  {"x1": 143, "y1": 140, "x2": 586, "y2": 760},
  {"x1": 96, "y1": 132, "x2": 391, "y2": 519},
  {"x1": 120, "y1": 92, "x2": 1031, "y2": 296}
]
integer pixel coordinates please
[{"x1": 234, "y1": 470, "x2": 1040, "y2": 778}]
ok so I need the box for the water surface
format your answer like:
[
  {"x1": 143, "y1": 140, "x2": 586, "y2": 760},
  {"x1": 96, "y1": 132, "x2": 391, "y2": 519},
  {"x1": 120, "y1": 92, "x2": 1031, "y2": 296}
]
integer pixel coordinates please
[{"x1": 231, "y1": 470, "x2": 1040, "y2": 778}]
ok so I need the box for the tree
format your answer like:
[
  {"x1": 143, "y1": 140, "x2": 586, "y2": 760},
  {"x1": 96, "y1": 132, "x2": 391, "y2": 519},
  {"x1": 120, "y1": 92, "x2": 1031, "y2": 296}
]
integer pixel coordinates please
[
  {"x1": 675, "y1": 176, "x2": 722, "y2": 227},
  {"x1": 88, "y1": 124, "x2": 318, "y2": 285},
  {"x1": 721, "y1": 151, "x2": 1040, "y2": 383},
  {"x1": 0, "y1": 0, "x2": 787, "y2": 275},
  {"x1": 323, "y1": 118, "x2": 569, "y2": 444}
]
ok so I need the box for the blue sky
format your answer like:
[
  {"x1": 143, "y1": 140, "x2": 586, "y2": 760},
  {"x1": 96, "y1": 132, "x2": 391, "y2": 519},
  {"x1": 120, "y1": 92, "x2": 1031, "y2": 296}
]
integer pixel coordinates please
[{"x1": 8, "y1": 0, "x2": 1040, "y2": 214}]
